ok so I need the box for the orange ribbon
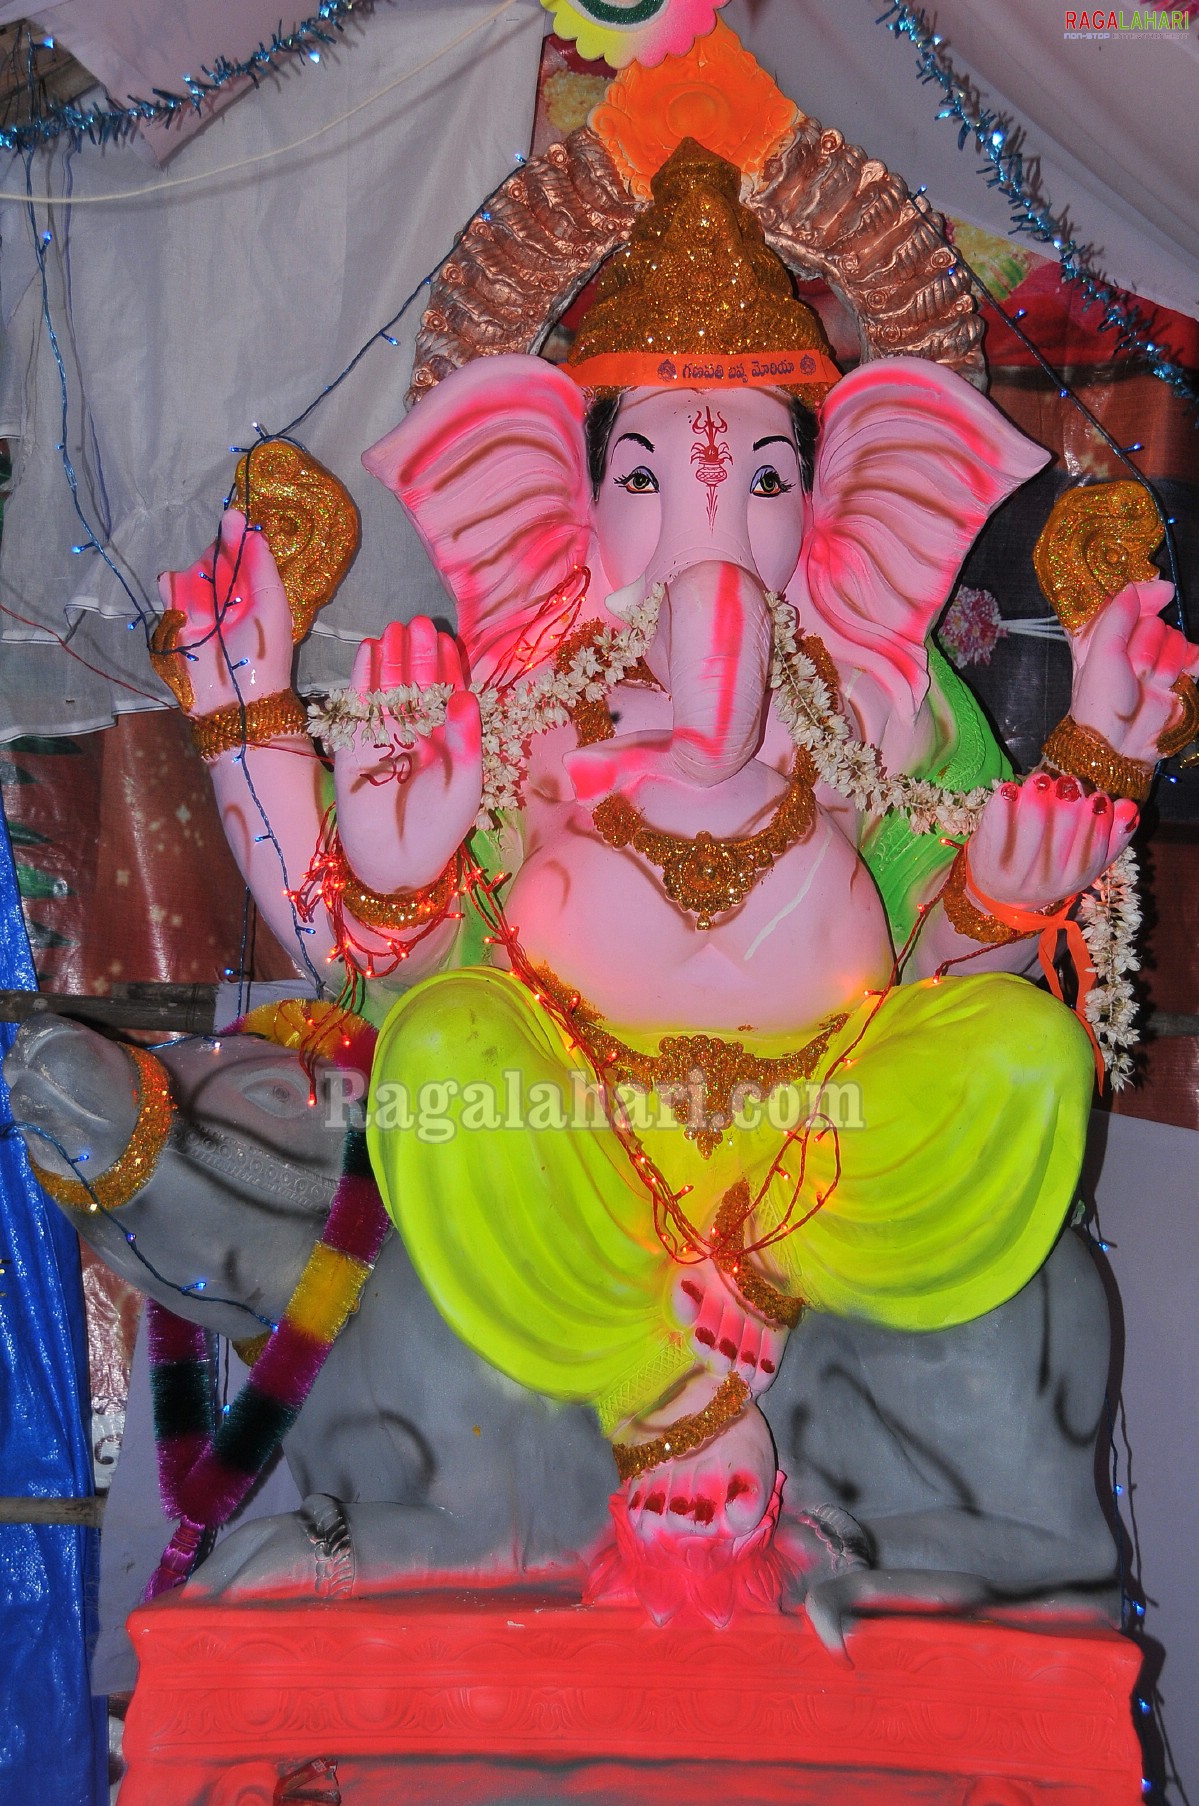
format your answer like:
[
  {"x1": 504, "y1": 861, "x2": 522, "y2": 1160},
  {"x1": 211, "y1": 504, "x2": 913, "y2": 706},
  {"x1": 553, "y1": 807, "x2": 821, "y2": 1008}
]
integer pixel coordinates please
[
  {"x1": 563, "y1": 349, "x2": 842, "y2": 393},
  {"x1": 963, "y1": 861, "x2": 1103, "y2": 1085}
]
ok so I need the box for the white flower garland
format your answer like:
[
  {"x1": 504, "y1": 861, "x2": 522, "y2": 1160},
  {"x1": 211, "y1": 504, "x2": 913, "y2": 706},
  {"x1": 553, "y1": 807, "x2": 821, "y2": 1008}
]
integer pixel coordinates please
[
  {"x1": 765, "y1": 593, "x2": 994, "y2": 837},
  {"x1": 307, "y1": 585, "x2": 1141, "y2": 1080},
  {"x1": 766, "y1": 591, "x2": 1142, "y2": 1083},
  {"x1": 307, "y1": 588, "x2": 665, "y2": 820},
  {"x1": 1076, "y1": 845, "x2": 1141, "y2": 1090}
]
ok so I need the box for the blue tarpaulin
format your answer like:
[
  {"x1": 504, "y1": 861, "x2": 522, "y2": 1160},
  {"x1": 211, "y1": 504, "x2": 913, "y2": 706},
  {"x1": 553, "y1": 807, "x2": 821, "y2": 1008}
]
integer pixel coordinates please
[{"x1": 0, "y1": 799, "x2": 104, "y2": 1803}]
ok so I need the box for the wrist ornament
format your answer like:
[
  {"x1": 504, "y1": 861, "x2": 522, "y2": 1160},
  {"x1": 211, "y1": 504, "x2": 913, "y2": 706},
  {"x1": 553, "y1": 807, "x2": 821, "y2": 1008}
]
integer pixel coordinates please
[
  {"x1": 339, "y1": 855, "x2": 457, "y2": 932},
  {"x1": 942, "y1": 850, "x2": 1105, "y2": 1083},
  {"x1": 612, "y1": 1373, "x2": 749, "y2": 1484},
  {"x1": 293, "y1": 815, "x2": 461, "y2": 982},
  {"x1": 942, "y1": 849, "x2": 1051, "y2": 947},
  {"x1": 1041, "y1": 715, "x2": 1153, "y2": 804},
  {"x1": 190, "y1": 689, "x2": 308, "y2": 763}
]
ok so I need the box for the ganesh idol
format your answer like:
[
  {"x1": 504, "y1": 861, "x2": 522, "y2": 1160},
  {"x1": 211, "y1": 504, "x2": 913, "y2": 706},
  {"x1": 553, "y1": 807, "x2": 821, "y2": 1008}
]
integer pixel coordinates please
[{"x1": 159, "y1": 142, "x2": 1197, "y2": 1589}]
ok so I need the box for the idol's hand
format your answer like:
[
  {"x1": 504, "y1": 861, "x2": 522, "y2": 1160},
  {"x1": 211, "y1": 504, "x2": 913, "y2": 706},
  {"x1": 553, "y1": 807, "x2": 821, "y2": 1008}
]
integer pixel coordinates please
[
  {"x1": 1070, "y1": 578, "x2": 1199, "y2": 763},
  {"x1": 156, "y1": 509, "x2": 295, "y2": 715},
  {"x1": 966, "y1": 772, "x2": 1138, "y2": 914},
  {"x1": 334, "y1": 619, "x2": 483, "y2": 896}
]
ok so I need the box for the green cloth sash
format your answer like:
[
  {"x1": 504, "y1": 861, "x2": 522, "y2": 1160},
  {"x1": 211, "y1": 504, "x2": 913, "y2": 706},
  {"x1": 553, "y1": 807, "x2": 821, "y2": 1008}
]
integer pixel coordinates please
[{"x1": 859, "y1": 644, "x2": 1012, "y2": 946}]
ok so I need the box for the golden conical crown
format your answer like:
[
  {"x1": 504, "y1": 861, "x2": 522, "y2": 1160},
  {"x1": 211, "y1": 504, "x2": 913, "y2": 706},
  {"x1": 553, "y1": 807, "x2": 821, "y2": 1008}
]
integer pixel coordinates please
[{"x1": 565, "y1": 139, "x2": 839, "y2": 404}]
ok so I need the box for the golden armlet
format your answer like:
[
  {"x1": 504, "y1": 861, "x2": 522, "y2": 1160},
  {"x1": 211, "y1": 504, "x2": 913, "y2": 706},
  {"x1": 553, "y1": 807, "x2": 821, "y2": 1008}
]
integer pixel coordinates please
[
  {"x1": 611, "y1": 1374, "x2": 750, "y2": 1484},
  {"x1": 190, "y1": 689, "x2": 309, "y2": 763}
]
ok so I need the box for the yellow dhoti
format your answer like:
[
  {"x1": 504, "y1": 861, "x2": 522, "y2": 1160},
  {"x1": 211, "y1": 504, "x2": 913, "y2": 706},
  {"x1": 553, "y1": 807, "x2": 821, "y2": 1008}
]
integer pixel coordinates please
[{"x1": 366, "y1": 969, "x2": 1093, "y2": 1432}]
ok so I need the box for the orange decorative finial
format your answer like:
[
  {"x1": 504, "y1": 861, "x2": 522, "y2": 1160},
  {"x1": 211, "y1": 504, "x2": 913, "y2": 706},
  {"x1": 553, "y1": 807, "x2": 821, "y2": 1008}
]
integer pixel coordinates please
[{"x1": 589, "y1": 17, "x2": 798, "y2": 200}]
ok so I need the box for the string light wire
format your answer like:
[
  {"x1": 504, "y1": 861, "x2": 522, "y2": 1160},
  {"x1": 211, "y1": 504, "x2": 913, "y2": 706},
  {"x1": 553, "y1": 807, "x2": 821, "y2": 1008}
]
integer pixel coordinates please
[
  {"x1": 1081, "y1": 1207, "x2": 1191, "y2": 1804},
  {"x1": 0, "y1": 0, "x2": 363, "y2": 157},
  {"x1": 0, "y1": 1117, "x2": 277, "y2": 1329}
]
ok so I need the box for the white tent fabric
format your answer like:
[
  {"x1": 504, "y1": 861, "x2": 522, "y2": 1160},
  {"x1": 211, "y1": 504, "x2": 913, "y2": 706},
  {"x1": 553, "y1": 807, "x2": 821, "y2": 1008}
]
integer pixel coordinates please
[
  {"x1": 0, "y1": 0, "x2": 350, "y2": 159},
  {"x1": 9, "y1": 0, "x2": 1198, "y2": 307},
  {"x1": 0, "y1": 0, "x2": 1196, "y2": 737},
  {"x1": 0, "y1": 0, "x2": 545, "y2": 737}
]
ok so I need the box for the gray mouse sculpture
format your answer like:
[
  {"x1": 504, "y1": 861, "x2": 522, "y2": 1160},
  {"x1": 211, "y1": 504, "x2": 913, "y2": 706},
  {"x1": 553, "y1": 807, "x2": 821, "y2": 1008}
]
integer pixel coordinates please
[{"x1": 4, "y1": 1012, "x2": 1119, "y2": 1647}]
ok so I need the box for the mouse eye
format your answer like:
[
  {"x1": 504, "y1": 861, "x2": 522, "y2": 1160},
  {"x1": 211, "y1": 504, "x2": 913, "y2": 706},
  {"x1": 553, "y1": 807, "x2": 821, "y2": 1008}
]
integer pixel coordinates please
[
  {"x1": 750, "y1": 465, "x2": 793, "y2": 498},
  {"x1": 614, "y1": 465, "x2": 659, "y2": 494},
  {"x1": 237, "y1": 1069, "x2": 312, "y2": 1119}
]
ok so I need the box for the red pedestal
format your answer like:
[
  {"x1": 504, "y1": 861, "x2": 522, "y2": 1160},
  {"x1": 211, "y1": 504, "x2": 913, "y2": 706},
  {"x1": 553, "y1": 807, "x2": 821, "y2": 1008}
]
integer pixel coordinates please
[{"x1": 122, "y1": 1589, "x2": 1144, "y2": 1805}]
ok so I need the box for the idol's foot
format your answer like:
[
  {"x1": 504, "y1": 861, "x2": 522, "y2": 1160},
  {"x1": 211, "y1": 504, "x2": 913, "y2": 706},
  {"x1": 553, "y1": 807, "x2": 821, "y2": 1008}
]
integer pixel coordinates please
[
  {"x1": 672, "y1": 1257, "x2": 791, "y2": 1394},
  {"x1": 617, "y1": 1370, "x2": 777, "y2": 1541}
]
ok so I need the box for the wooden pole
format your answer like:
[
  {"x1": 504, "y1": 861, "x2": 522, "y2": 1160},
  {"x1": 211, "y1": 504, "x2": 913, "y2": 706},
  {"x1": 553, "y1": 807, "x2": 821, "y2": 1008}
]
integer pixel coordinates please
[{"x1": 0, "y1": 982, "x2": 217, "y2": 1034}]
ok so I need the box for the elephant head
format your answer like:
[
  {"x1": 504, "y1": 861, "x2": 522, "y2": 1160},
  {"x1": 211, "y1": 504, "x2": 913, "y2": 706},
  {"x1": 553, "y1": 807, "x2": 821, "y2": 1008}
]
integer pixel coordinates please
[
  {"x1": 4, "y1": 1016, "x2": 354, "y2": 1341},
  {"x1": 364, "y1": 143, "x2": 1048, "y2": 791}
]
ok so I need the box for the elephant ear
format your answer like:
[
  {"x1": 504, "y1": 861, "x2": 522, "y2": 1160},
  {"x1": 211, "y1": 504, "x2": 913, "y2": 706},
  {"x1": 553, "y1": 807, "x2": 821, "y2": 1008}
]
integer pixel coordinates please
[
  {"x1": 791, "y1": 358, "x2": 1050, "y2": 726},
  {"x1": 363, "y1": 355, "x2": 592, "y2": 686}
]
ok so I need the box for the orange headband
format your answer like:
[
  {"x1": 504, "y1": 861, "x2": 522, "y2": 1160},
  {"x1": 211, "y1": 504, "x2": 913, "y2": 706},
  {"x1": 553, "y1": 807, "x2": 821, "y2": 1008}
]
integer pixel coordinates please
[{"x1": 563, "y1": 349, "x2": 841, "y2": 392}]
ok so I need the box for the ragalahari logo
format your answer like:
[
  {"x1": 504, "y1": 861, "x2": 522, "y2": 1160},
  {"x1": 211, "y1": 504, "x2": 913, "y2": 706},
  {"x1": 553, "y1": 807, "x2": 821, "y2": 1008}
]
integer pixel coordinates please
[{"x1": 1064, "y1": 6, "x2": 1196, "y2": 36}]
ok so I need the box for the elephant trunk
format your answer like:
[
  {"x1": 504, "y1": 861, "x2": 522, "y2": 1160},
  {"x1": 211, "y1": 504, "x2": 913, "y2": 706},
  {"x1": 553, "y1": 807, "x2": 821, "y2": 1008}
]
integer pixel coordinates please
[{"x1": 656, "y1": 561, "x2": 773, "y2": 788}]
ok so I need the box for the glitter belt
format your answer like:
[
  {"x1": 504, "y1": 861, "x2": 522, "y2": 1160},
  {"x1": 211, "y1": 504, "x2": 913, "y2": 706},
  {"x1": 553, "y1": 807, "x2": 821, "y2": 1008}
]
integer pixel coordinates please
[{"x1": 531, "y1": 963, "x2": 846, "y2": 1159}]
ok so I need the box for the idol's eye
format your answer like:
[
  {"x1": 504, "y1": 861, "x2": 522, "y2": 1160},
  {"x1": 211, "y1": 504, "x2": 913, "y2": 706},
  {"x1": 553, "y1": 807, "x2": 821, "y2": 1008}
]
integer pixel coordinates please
[
  {"x1": 613, "y1": 466, "x2": 659, "y2": 494},
  {"x1": 750, "y1": 465, "x2": 793, "y2": 498}
]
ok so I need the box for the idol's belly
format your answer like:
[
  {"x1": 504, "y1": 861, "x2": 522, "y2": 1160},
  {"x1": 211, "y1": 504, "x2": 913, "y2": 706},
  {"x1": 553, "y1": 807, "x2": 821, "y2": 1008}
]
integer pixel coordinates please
[{"x1": 503, "y1": 810, "x2": 895, "y2": 1036}]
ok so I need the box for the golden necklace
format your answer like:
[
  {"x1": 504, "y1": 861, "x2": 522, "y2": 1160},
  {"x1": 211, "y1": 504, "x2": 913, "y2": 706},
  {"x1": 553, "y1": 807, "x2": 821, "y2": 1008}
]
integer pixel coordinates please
[{"x1": 591, "y1": 765, "x2": 815, "y2": 930}]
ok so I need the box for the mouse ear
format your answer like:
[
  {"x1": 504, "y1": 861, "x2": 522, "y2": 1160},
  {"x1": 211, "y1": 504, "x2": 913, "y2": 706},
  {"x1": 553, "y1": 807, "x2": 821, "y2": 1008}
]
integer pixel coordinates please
[
  {"x1": 364, "y1": 356, "x2": 592, "y2": 685},
  {"x1": 790, "y1": 357, "x2": 1050, "y2": 727}
]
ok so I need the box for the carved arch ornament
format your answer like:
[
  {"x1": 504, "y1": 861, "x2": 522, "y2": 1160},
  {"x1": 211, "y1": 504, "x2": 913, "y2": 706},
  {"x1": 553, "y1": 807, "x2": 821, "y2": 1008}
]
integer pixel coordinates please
[{"x1": 407, "y1": 98, "x2": 985, "y2": 407}]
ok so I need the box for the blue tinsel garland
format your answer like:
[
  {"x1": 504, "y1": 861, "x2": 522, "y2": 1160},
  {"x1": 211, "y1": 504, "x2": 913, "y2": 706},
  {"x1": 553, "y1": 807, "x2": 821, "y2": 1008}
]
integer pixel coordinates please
[
  {"x1": 877, "y1": 1, "x2": 1199, "y2": 422},
  {"x1": 0, "y1": 0, "x2": 363, "y2": 155}
]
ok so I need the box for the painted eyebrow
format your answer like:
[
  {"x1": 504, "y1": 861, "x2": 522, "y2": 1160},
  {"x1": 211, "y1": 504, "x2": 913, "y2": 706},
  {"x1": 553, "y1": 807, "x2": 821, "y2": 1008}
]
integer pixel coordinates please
[
  {"x1": 614, "y1": 431, "x2": 655, "y2": 453},
  {"x1": 752, "y1": 435, "x2": 797, "y2": 452}
]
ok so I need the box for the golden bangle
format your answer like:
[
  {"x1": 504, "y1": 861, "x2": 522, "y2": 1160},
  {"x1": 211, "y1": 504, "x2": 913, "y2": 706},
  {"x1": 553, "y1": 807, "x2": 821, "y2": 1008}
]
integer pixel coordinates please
[
  {"x1": 1157, "y1": 675, "x2": 1199, "y2": 759},
  {"x1": 611, "y1": 1373, "x2": 750, "y2": 1484},
  {"x1": 190, "y1": 689, "x2": 309, "y2": 763},
  {"x1": 1041, "y1": 715, "x2": 1153, "y2": 804},
  {"x1": 717, "y1": 1258, "x2": 805, "y2": 1330},
  {"x1": 339, "y1": 857, "x2": 457, "y2": 932},
  {"x1": 942, "y1": 850, "x2": 1029, "y2": 946},
  {"x1": 30, "y1": 1045, "x2": 174, "y2": 1215},
  {"x1": 709, "y1": 1179, "x2": 804, "y2": 1328}
]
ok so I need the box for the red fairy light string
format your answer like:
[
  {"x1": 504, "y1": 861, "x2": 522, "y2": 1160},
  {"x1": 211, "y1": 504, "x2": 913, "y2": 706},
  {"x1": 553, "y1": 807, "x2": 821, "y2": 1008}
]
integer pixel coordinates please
[
  {"x1": 485, "y1": 565, "x2": 592, "y2": 692},
  {"x1": 459, "y1": 843, "x2": 891, "y2": 1273},
  {"x1": 291, "y1": 805, "x2": 462, "y2": 989}
]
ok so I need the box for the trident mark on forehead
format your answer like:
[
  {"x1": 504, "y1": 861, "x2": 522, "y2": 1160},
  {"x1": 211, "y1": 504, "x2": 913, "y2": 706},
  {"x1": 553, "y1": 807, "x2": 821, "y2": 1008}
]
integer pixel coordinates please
[{"x1": 691, "y1": 407, "x2": 731, "y2": 529}]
